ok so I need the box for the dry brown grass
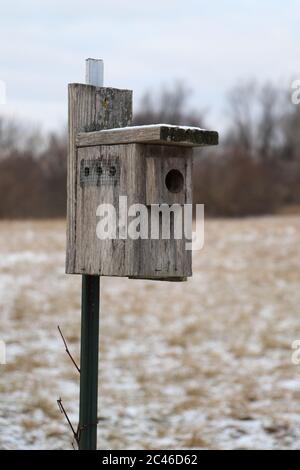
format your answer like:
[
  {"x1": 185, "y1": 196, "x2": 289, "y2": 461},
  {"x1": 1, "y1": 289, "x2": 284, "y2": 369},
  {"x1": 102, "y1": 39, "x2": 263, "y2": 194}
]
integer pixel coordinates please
[{"x1": 1, "y1": 216, "x2": 300, "y2": 449}]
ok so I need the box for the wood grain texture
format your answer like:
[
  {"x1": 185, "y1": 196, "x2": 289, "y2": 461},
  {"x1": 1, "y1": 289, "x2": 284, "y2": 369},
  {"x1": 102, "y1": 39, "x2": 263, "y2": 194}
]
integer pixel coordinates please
[
  {"x1": 66, "y1": 83, "x2": 132, "y2": 273},
  {"x1": 75, "y1": 144, "x2": 139, "y2": 276},
  {"x1": 72, "y1": 143, "x2": 192, "y2": 279},
  {"x1": 145, "y1": 145, "x2": 192, "y2": 205},
  {"x1": 76, "y1": 124, "x2": 218, "y2": 148}
]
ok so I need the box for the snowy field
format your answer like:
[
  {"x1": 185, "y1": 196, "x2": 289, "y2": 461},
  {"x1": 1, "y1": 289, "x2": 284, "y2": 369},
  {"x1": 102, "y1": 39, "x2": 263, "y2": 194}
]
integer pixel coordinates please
[{"x1": 1, "y1": 216, "x2": 300, "y2": 450}]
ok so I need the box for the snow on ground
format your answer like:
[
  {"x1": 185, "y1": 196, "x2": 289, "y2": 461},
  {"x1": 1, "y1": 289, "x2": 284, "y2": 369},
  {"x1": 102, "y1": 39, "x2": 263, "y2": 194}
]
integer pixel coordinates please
[{"x1": 1, "y1": 216, "x2": 300, "y2": 449}]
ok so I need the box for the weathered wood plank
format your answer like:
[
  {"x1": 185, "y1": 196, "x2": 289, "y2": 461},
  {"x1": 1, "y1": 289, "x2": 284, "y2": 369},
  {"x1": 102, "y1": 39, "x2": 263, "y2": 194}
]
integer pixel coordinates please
[
  {"x1": 66, "y1": 84, "x2": 132, "y2": 274},
  {"x1": 137, "y1": 144, "x2": 193, "y2": 280},
  {"x1": 76, "y1": 124, "x2": 218, "y2": 148},
  {"x1": 145, "y1": 145, "x2": 192, "y2": 205},
  {"x1": 67, "y1": 84, "x2": 98, "y2": 274},
  {"x1": 75, "y1": 144, "x2": 140, "y2": 276}
]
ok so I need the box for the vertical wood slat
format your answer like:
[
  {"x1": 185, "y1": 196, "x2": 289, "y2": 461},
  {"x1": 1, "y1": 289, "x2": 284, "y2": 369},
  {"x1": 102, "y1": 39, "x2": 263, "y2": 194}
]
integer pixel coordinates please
[{"x1": 66, "y1": 84, "x2": 133, "y2": 273}]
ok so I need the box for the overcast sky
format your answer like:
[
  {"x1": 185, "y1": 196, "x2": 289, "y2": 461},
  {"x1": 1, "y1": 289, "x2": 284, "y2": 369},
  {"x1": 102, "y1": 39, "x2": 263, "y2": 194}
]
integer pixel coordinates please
[{"x1": 0, "y1": 0, "x2": 298, "y2": 133}]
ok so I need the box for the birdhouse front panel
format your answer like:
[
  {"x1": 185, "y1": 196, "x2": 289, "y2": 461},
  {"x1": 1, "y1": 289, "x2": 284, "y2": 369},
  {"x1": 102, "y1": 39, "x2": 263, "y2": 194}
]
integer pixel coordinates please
[{"x1": 73, "y1": 143, "x2": 193, "y2": 280}]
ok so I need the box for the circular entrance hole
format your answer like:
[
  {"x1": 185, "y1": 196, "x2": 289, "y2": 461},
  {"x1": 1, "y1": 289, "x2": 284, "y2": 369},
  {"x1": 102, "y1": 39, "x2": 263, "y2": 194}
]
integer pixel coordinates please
[{"x1": 165, "y1": 169, "x2": 184, "y2": 193}]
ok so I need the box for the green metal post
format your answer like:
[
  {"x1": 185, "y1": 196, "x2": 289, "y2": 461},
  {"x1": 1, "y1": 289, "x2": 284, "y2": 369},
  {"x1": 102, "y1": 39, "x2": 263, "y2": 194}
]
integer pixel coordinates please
[{"x1": 79, "y1": 274, "x2": 100, "y2": 450}]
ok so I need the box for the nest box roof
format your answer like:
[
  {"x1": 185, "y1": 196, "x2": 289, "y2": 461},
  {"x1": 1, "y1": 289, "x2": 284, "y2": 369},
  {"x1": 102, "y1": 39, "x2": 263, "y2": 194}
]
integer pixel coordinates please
[{"x1": 77, "y1": 124, "x2": 218, "y2": 148}]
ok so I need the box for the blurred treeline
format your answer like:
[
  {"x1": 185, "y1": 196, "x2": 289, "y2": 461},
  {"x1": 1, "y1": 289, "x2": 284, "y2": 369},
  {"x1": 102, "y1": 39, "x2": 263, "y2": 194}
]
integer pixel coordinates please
[
  {"x1": 0, "y1": 80, "x2": 299, "y2": 218},
  {"x1": 0, "y1": 121, "x2": 67, "y2": 218}
]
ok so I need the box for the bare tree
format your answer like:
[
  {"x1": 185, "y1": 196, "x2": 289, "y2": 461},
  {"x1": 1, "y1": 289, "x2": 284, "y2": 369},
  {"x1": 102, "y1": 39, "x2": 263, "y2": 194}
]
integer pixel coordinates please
[
  {"x1": 225, "y1": 81, "x2": 281, "y2": 161},
  {"x1": 225, "y1": 81, "x2": 257, "y2": 156},
  {"x1": 133, "y1": 82, "x2": 205, "y2": 127},
  {"x1": 257, "y1": 83, "x2": 281, "y2": 160},
  {"x1": 0, "y1": 117, "x2": 44, "y2": 159}
]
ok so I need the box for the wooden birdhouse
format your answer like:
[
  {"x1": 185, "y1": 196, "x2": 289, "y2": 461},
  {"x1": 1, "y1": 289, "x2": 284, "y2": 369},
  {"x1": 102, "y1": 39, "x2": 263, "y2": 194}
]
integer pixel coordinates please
[{"x1": 66, "y1": 84, "x2": 218, "y2": 281}]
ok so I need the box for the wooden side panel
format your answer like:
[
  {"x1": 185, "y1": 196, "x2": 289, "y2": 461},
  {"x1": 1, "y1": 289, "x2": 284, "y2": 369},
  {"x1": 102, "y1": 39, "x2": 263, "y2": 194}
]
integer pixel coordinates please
[
  {"x1": 136, "y1": 144, "x2": 193, "y2": 279},
  {"x1": 145, "y1": 145, "x2": 192, "y2": 205},
  {"x1": 66, "y1": 84, "x2": 132, "y2": 274}
]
